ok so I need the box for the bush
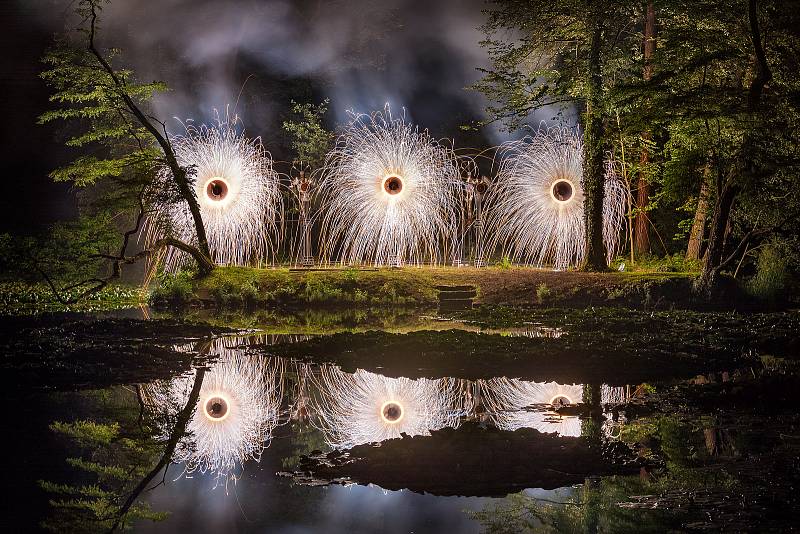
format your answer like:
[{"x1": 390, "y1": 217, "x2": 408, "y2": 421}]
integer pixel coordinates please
[
  {"x1": 611, "y1": 253, "x2": 700, "y2": 273},
  {"x1": 150, "y1": 271, "x2": 194, "y2": 306},
  {"x1": 497, "y1": 256, "x2": 513, "y2": 269},
  {"x1": 747, "y1": 242, "x2": 790, "y2": 302},
  {"x1": 535, "y1": 283, "x2": 551, "y2": 304}
]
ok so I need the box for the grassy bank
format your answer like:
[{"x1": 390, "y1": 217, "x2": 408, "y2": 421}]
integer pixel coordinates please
[{"x1": 149, "y1": 265, "x2": 706, "y2": 310}]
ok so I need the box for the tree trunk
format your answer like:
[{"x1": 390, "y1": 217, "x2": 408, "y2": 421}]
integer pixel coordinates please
[
  {"x1": 694, "y1": 0, "x2": 771, "y2": 298},
  {"x1": 634, "y1": 2, "x2": 656, "y2": 256},
  {"x1": 634, "y1": 142, "x2": 651, "y2": 255},
  {"x1": 693, "y1": 181, "x2": 738, "y2": 297},
  {"x1": 86, "y1": 4, "x2": 214, "y2": 277},
  {"x1": 580, "y1": 20, "x2": 608, "y2": 272},
  {"x1": 686, "y1": 165, "x2": 711, "y2": 260}
]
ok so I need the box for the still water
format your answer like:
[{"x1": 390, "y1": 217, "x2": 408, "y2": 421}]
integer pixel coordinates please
[{"x1": 6, "y1": 308, "x2": 800, "y2": 532}]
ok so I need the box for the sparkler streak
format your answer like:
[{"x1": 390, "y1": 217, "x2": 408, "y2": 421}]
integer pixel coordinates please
[
  {"x1": 310, "y1": 366, "x2": 468, "y2": 449},
  {"x1": 318, "y1": 107, "x2": 461, "y2": 266},
  {"x1": 145, "y1": 112, "x2": 283, "y2": 271},
  {"x1": 484, "y1": 126, "x2": 626, "y2": 269},
  {"x1": 142, "y1": 338, "x2": 284, "y2": 487}
]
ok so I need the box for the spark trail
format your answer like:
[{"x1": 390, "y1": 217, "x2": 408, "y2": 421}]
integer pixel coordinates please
[
  {"x1": 318, "y1": 106, "x2": 461, "y2": 266},
  {"x1": 484, "y1": 126, "x2": 626, "y2": 269},
  {"x1": 146, "y1": 112, "x2": 282, "y2": 271}
]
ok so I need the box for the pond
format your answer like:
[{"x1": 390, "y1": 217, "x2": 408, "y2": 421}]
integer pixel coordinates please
[{"x1": 5, "y1": 307, "x2": 800, "y2": 532}]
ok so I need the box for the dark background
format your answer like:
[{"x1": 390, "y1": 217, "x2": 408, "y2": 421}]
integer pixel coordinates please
[{"x1": 0, "y1": 0, "x2": 519, "y2": 235}]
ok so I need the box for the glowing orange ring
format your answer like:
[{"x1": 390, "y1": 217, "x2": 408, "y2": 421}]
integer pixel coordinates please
[
  {"x1": 550, "y1": 179, "x2": 575, "y2": 204},
  {"x1": 379, "y1": 400, "x2": 404, "y2": 424},
  {"x1": 205, "y1": 177, "x2": 230, "y2": 202},
  {"x1": 382, "y1": 174, "x2": 404, "y2": 196},
  {"x1": 203, "y1": 393, "x2": 231, "y2": 422}
]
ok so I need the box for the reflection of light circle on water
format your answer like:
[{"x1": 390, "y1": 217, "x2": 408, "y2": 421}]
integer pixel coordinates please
[
  {"x1": 549, "y1": 394, "x2": 573, "y2": 407},
  {"x1": 382, "y1": 174, "x2": 404, "y2": 196},
  {"x1": 380, "y1": 400, "x2": 404, "y2": 424},
  {"x1": 550, "y1": 179, "x2": 574, "y2": 203},
  {"x1": 205, "y1": 178, "x2": 229, "y2": 202},
  {"x1": 204, "y1": 395, "x2": 230, "y2": 421}
]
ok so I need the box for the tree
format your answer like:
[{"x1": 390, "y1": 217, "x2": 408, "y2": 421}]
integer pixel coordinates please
[
  {"x1": 634, "y1": 2, "x2": 657, "y2": 257},
  {"x1": 282, "y1": 99, "x2": 335, "y2": 171},
  {"x1": 40, "y1": 370, "x2": 206, "y2": 533},
  {"x1": 473, "y1": 1, "x2": 644, "y2": 270},
  {"x1": 37, "y1": 0, "x2": 214, "y2": 302},
  {"x1": 617, "y1": 0, "x2": 800, "y2": 297}
]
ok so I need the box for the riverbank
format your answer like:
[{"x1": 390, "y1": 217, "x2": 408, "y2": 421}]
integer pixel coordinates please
[
  {"x1": 2, "y1": 264, "x2": 780, "y2": 317},
  {"x1": 160, "y1": 265, "x2": 758, "y2": 311}
]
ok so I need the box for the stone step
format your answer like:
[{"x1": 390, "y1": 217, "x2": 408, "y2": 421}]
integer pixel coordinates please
[
  {"x1": 438, "y1": 298, "x2": 474, "y2": 311},
  {"x1": 435, "y1": 285, "x2": 476, "y2": 292},
  {"x1": 438, "y1": 289, "x2": 477, "y2": 299}
]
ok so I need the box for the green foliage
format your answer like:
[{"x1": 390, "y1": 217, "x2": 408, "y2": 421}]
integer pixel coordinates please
[
  {"x1": 150, "y1": 270, "x2": 195, "y2": 306},
  {"x1": 472, "y1": 477, "x2": 679, "y2": 533},
  {"x1": 497, "y1": 256, "x2": 512, "y2": 269},
  {"x1": 0, "y1": 281, "x2": 140, "y2": 315},
  {"x1": 612, "y1": 253, "x2": 701, "y2": 274},
  {"x1": 39, "y1": 32, "x2": 165, "y2": 188},
  {"x1": 191, "y1": 266, "x2": 439, "y2": 308},
  {"x1": 472, "y1": 2, "x2": 642, "y2": 131},
  {"x1": 41, "y1": 394, "x2": 168, "y2": 533},
  {"x1": 282, "y1": 99, "x2": 335, "y2": 169},
  {"x1": 746, "y1": 241, "x2": 791, "y2": 302},
  {"x1": 535, "y1": 283, "x2": 551, "y2": 304}
]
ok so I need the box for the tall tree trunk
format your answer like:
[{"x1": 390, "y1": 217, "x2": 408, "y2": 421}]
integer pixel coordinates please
[
  {"x1": 87, "y1": 3, "x2": 214, "y2": 277},
  {"x1": 634, "y1": 2, "x2": 656, "y2": 256},
  {"x1": 694, "y1": 0, "x2": 770, "y2": 298},
  {"x1": 686, "y1": 165, "x2": 711, "y2": 260},
  {"x1": 693, "y1": 181, "x2": 738, "y2": 297},
  {"x1": 580, "y1": 20, "x2": 608, "y2": 272}
]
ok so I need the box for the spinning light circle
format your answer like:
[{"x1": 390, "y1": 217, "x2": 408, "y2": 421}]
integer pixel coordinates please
[
  {"x1": 311, "y1": 366, "x2": 466, "y2": 449},
  {"x1": 318, "y1": 106, "x2": 461, "y2": 266},
  {"x1": 143, "y1": 338, "x2": 284, "y2": 487},
  {"x1": 484, "y1": 126, "x2": 626, "y2": 270},
  {"x1": 145, "y1": 112, "x2": 283, "y2": 271}
]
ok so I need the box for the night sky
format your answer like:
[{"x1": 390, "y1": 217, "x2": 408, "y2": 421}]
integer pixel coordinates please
[{"x1": 0, "y1": 0, "x2": 522, "y2": 235}]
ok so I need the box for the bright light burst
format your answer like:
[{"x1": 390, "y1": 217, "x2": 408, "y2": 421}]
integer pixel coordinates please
[
  {"x1": 318, "y1": 106, "x2": 461, "y2": 266},
  {"x1": 311, "y1": 366, "x2": 468, "y2": 449},
  {"x1": 476, "y1": 378, "x2": 585, "y2": 436},
  {"x1": 146, "y1": 112, "x2": 283, "y2": 271},
  {"x1": 143, "y1": 338, "x2": 284, "y2": 487},
  {"x1": 475, "y1": 379, "x2": 627, "y2": 437},
  {"x1": 484, "y1": 126, "x2": 626, "y2": 270}
]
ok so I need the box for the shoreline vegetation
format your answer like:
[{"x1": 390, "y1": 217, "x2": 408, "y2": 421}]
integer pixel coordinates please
[{"x1": 2, "y1": 259, "x2": 793, "y2": 316}]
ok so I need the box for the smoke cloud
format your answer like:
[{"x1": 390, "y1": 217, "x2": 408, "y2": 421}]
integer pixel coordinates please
[{"x1": 28, "y1": 0, "x2": 579, "y2": 156}]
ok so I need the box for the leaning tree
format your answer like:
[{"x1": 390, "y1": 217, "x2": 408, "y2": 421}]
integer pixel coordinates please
[{"x1": 37, "y1": 0, "x2": 214, "y2": 302}]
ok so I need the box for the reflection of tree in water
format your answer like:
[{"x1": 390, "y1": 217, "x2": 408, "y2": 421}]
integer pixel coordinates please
[
  {"x1": 475, "y1": 379, "x2": 626, "y2": 437},
  {"x1": 143, "y1": 337, "x2": 284, "y2": 487},
  {"x1": 311, "y1": 366, "x2": 470, "y2": 449},
  {"x1": 472, "y1": 475, "x2": 682, "y2": 533},
  {"x1": 40, "y1": 370, "x2": 208, "y2": 532}
]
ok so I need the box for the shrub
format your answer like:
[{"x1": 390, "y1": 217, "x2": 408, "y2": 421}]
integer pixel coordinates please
[
  {"x1": 150, "y1": 271, "x2": 194, "y2": 306},
  {"x1": 535, "y1": 283, "x2": 551, "y2": 304},
  {"x1": 747, "y1": 242, "x2": 790, "y2": 302}
]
